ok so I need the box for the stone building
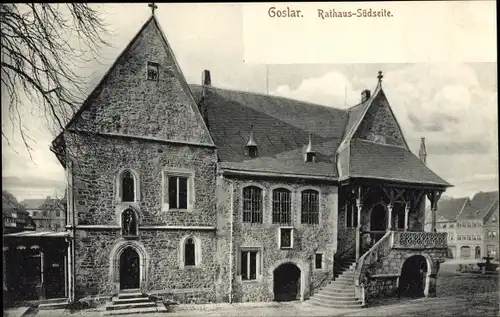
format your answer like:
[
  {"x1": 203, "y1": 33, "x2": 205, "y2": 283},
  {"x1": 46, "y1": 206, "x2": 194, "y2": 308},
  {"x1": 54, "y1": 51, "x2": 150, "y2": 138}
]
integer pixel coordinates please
[{"x1": 50, "y1": 14, "x2": 451, "y2": 310}]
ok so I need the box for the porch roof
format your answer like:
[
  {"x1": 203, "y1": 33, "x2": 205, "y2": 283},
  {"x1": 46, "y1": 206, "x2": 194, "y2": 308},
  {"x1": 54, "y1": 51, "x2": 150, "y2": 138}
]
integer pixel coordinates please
[{"x1": 3, "y1": 230, "x2": 69, "y2": 238}]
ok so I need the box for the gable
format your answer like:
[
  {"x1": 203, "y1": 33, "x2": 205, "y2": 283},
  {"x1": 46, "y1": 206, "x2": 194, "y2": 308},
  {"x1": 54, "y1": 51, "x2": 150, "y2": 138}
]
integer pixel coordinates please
[
  {"x1": 353, "y1": 90, "x2": 407, "y2": 148},
  {"x1": 69, "y1": 17, "x2": 213, "y2": 146}
]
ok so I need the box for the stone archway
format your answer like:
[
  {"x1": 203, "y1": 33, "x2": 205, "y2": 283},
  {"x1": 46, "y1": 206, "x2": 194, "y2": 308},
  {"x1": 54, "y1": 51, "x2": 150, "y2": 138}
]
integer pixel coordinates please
[
  {"x1": 109, "y1": 241, "x2": 149, "y2": 293},
  {"x1": 273, "y1": 263, "x2": 301, "y2": 302},
  {"x1": 268, "y1": 259, "x2": 308, "y2": 301},
  {"x1": 399, "y1": 255, "x2": 428, "y2": 298}
]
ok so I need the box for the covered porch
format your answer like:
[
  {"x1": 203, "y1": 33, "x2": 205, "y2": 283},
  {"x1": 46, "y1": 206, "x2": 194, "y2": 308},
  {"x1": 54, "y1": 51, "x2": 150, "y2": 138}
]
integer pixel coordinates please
[
  {"x1": 337, "y1": 181, "x2": 447, "y2": 261},
  {"x1": 3, "y1": 231, "x2": 71, "y2": 306}
]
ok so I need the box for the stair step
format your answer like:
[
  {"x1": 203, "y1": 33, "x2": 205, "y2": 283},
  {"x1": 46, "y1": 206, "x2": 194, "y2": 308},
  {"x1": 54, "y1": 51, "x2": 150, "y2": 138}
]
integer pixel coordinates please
[
  {"x1": 312, "y1": 297, "x2": 361, "y2": 305},
  {"x1": 322, "y1": 288, "x2": 356, "y2": 295},
  {"x1": 112, "y1": 297, "x2": 152, "y2": 305},
  {"x1": 38, "y1": 302, "x2": 68, "y2": 310},
  {"x1": 120, "y1": 288, "x2": 141, "y2": 293},
  {"x1": 315, "y1": 293, "x2": 358, "y2": 301},
  {"x1": 308, "y1": 298, "x2": 363, "y2": 308},
  {"x1": 106, "y1": 302, "x2": 157, "y2": 311},
  {"x1": 117, "y1": 292, "x2": 144, "y2": 299},
  {"x1": 102, "y1": 306, "x2": 167, "y2": 316},
  {"x1": 336, "y1": 276, "x2": 355, "y2": 282}
]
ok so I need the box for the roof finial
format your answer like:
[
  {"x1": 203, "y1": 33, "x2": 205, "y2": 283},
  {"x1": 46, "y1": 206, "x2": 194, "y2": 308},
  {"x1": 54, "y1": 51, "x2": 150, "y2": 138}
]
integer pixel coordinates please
[
  {"x1": 305, "y1": 133, "x2": 316, "y2": 163},
  {"x1": 377, "y1": 70, "x2": 383, "y2": 83},
  {"x1": 148, "y1": 2, "x2": 158, "y2": 15}
]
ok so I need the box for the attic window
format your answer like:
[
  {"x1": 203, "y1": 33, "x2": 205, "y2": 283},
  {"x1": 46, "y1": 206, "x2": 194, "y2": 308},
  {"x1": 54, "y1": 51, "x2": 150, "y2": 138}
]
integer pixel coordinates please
[
  {"x1": 147, "y1": 62, "x2": 159, "y2": 80},
  {"x1": 248, "y1": 146, "x2": 258, "y2": 158}
]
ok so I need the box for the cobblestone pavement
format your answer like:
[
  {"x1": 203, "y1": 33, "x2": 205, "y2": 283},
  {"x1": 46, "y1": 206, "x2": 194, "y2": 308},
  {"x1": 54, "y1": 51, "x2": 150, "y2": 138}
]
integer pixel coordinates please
[{"x1": 32, "y1": 262, "x2": 499, "y2": 317}]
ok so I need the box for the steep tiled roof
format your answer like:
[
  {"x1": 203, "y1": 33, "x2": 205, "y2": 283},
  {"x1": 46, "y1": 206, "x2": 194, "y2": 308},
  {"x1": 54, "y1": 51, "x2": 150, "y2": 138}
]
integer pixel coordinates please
[
  {"x1": 457, "y1": 190, "x2": 499, "y2": 220},
  {"x1": 20, "y1": 199, "x2": 46, "y2": 210},
  {"x1": 190, "y1": 85, "x2": 347, "y2": 171},
  {"x1": 425, "y1": 197, "x2": 469, "y2": 223},
  {"x1": 348, "y1": 139, "x2": 450, "y2": 186}
]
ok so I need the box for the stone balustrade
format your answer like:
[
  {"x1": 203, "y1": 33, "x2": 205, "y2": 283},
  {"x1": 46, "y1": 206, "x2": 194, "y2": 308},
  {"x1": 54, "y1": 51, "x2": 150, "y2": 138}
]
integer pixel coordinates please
[{"x1": 391, "y1": 231, "x2": 447, "y2": 249}]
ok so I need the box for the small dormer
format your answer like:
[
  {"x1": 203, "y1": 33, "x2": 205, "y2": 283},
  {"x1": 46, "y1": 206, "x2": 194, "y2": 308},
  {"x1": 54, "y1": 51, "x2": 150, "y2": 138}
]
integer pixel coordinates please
[
  {"x1": 305, "y1": 133, "x2": 316, "y2": 163},
  {"x1": 246, "y1": 125, "x2": 258, "y2": 158}
]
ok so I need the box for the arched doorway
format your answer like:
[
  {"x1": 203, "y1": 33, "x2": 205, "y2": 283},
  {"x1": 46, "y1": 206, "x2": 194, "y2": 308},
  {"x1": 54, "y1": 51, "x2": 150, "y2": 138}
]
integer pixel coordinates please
[
  {"x1": 370, "y1": 204, "x2": 387, "y2": 244},
  {"x1": 120, "y1": 247, "x2": 140, "y2": 290},
  {"x1": 475, "y1": 246, "x2": 481, "y2": 259},
  {"x1": 273, "y1": 263, "x2": 301, "y2": 302},
  {"x1": 461, "y1": 246, "x2": 471, "y2": 259},
  {"x1": 399, "y1": 255, "x2": 427, "y2": 298}
]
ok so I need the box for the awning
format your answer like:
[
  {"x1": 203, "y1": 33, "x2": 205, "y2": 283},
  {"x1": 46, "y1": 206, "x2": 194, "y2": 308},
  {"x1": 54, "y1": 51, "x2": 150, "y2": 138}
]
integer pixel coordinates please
[{"x1": 3, "y1": 230, "x2": 70, "y2": 238}]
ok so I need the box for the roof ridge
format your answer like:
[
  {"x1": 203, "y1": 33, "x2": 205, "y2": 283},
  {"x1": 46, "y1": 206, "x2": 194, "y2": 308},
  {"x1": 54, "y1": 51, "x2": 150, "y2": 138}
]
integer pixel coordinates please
[{"x1": 192, "y1": 84, "x2": 348, "y2": 113}]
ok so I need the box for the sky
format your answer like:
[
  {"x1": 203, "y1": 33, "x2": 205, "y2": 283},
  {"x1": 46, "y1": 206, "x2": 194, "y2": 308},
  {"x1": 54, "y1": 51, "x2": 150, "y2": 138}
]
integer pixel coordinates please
[{"x1": 1, "y1": 3, "x2": 498, "y2": 202}]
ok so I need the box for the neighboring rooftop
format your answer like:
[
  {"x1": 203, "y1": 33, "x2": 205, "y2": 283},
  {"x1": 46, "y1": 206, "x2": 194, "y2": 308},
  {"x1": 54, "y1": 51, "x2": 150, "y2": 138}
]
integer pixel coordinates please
[{"x1": 457, "y1": 190, "x2": 499, "y2": 220}]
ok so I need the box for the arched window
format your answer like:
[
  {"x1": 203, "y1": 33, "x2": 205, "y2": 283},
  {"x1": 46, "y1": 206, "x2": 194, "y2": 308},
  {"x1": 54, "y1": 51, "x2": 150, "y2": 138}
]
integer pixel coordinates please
[
  {"x1": 301, "y1": 189, "x2": 319, "y2": 224},
  {"x1": 122, "y1": 170, "x2": 135, "y2": 202},
  {"x1": 272, "y1": 188, "x2": 291, "y2": 224},
  {"x1": 121, "y1": 209, "x2": 137, "y2": 236},
  {"x1": 242, "y1": 186, "x2": 263, "y2": 223},
  {"x1": 184, "y1": 238, "x2": 196, "y2": 266}
]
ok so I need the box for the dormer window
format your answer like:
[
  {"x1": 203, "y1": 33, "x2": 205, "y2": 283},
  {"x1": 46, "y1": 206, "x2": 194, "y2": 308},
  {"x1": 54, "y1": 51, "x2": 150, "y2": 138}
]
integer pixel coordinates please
[
  {"x1": 246, "y1": 125, "x2": 258, "y2": 158},
  {"x1": 305, "y1": 133, "x2": 316, "y2": 163},
  {"x1": 147, "y1": 62, "x2": 159, "y2": 80}
]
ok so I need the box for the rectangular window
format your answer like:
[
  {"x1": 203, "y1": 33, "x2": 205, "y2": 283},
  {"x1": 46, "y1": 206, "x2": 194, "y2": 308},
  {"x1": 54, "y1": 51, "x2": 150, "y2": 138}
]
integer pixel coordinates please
[
  {"x1": 301, "y1": 190, "x2": 319, "y2": 224},
  {"x1": 147, "y1": 61, "x2": 159, "y2": 80},
  {"x1": 315, "y1": 253, "x2": 323, "y2": 269},
  {"x1": 56, "y1": 210, "x2": 61, "y2": 217},
  {"x1": 279, "y1": 228, "x2": 294, "y2": 249},
  {"x1": 163, "y1": 169, "x2": 193, "y2": 211},
  {"x1": 240, "y1": 250, "x2": 259, "y2": 281}
]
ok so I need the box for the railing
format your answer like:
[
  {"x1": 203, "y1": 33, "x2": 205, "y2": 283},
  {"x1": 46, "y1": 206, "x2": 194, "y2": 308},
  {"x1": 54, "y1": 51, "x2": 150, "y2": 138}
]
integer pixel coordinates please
[
  {"x1": 354, "y1": 231, "x2": 392, "y2": 306},
  {"x1": 391, "y1": 231, "x2": 447, "y2": 249}
]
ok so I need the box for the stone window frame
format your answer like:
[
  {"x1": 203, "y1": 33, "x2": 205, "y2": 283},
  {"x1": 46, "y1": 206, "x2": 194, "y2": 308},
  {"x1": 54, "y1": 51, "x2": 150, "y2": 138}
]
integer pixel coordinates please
[
  {"x1": 161, "y1": 167, "x2": 195, "y2": 212},
  {"x1": 241, "y1": 183, "x2": 265, "y2": 224},
  {"x1": 270, "y1": 185, "x2": 294, "y2": 225},
  {"x1": 314, "y1": 252, "x2": 325, "y2": 271},
  {"x1": 299, "y1": 186, "x2": 322, "y2": 226},
  {"x1": 178, "y1": 235, "x2": 202, "y2": 269},
  {"x1": 278, "y1": 226, "x2": 294, "y2": 250},
  {"x1": 236, "y1": 246, "x2": 263, "y2": 283},
  {"x1": 115, "y1": 168, "x2": 141, "y2": 203}
]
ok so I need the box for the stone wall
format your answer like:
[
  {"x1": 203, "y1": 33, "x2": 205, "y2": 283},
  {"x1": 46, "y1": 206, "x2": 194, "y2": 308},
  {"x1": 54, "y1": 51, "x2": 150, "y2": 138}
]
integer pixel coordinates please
[
  {"x1": 217, "y1": 176, "x2": 338, "y2": 303},
  {"x1": 67, "y1": 133, "x2": 217, "y2": 227},
  {"x1": 74, "y1": 228, "x2": 218, "y2": 303}
]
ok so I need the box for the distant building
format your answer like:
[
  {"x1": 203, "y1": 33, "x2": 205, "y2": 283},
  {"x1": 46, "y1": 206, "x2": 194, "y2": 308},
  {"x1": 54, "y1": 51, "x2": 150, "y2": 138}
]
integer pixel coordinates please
[
  {"x1": 21, "y1": 197, "x2": 66, "y2": 232},
  {"x1": 425, "y1": 190, "x2": 499, "y2": 260},
  {"x1": 2, "y1": 200, "x2": 36, "y2": 234}
]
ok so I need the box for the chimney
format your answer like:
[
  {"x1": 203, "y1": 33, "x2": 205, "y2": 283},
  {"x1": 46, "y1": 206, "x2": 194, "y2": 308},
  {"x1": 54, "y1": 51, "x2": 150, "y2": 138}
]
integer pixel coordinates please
[
  {"x1": 361, "y1": 89, "x2": 371, "y2": 102},
  {"x1": 199, "y1": 70, "x2": 211, "y2": 127},
  {"x1": 419, "y1": 137, "x2": 427, "y2": 164}
]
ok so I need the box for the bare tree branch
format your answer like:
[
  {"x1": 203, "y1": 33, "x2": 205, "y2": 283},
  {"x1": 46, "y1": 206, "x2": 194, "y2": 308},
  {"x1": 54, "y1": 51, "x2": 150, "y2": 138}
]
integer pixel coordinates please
[{"x1": 0, "y1": 3, "x2": 111, "y2": 157}]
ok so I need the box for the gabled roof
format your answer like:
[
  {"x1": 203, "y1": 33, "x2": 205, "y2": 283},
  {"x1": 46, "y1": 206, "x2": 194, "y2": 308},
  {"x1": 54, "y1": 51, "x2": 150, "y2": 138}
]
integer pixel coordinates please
[
  {"x1": 425, "y1": 197, "x2": 469, "y2": 223},
  {"x1": 457, "y1": 190, "x2": 499, "y2": 220},
  {"x1": 52, "y1": 15, "x2": 214, "y2": 150}
]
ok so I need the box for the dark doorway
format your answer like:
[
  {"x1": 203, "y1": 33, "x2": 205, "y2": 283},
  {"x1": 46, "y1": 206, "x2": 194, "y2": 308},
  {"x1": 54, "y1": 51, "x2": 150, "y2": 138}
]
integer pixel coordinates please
[
  {"x1": 273, "y1": 263, "x2": 301, "y2": 302},
  {"x1": 119, "y1": 247, "x2": 140, "y2": 290},
  {"x1": 44, "y1": 249, "x2": 66, "y2": 299},
  {"x1": 370, "y1": 204, "x2": 387, "y2": 244},
  {"x1": 475, "y1": 246, "x2": 481, "y2": 259},
  {"x1": 399, "y1": 255, "x2": 427, "y2": 298}
]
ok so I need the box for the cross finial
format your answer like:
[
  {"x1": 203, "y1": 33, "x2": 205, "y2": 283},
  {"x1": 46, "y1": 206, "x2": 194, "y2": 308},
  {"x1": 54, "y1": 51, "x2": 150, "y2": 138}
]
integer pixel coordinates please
[
  {"x1": 377, "y1": 70, "x2": 383, "y2": 83},
  {"x1": 148, "y1": 2, "x2": 158, "y2": 15}
]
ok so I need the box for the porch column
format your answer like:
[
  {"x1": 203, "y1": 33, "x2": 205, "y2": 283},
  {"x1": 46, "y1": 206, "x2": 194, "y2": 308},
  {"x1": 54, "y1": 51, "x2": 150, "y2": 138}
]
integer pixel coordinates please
[
  {"x1": 40, "y1": 250, "x2": 44, "y2": 299},
  {"x1": 387, "y1": 203, "x2": 393, "y2": 231},
  {"x1": 431, "y1": 206, "x2": 437, "y2": 232},
  {"x1": 404, "y1": 204, "x2": 410, "y2": 231},
  {"x1": 355, "y1": 194, "x2": 363, "y2": 260},
  {"x1": 427, "y1": 190, "x2": 442, "y2": 233}
]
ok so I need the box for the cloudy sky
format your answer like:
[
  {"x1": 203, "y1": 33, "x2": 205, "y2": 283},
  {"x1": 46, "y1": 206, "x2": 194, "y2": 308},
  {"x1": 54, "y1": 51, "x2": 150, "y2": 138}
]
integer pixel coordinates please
[{"x1": 1, "y1": 3, "x2": 497, "y2": 201}]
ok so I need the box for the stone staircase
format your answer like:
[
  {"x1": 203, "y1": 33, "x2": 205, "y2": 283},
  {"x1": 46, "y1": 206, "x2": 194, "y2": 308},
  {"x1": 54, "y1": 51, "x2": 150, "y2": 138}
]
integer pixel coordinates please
[
  {"x1": 38, "y1": 298, "x2": 69, "y2": 310},
  {"x1": 101, "y1": 289, "x2": 168, "y2": 316},
  {"x1": 306, "y1": 259, "x2": 365, "y2": 309}
]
